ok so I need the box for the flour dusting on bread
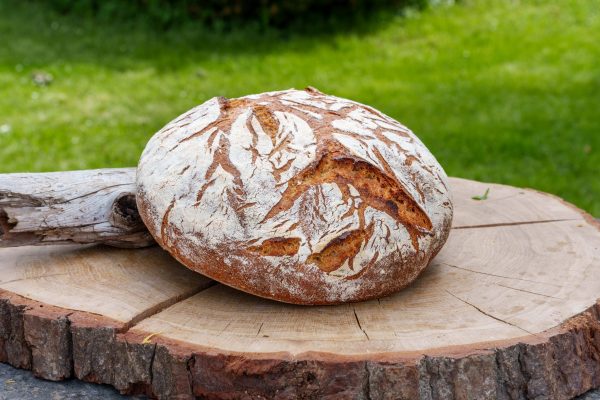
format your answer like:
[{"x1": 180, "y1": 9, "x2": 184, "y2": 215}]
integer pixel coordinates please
[{"x1": 137, "y1": 88, "x2": 453, "y2": 304}]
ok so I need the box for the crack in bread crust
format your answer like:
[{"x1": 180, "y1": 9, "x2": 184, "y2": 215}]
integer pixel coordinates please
[
  {"x1": 263, "y1": 152, "x2": 432, "y2": 251},
  {"x1": 307, "y1": 223, "x2": 375, "y2": 273},
  {"x1": 247, "y1": 237, "x2": 301, "y2": 257}
]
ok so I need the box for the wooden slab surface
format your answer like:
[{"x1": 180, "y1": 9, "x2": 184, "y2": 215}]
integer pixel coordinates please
[
  {"x1": 1, "y1": 178, "x2": 599, "y2": 400},
  {"x1": 0, "y1": 245, "x2": 212, "y2": 324},
  {"x1": 131, "y1": 219, "x2": 599, "y2": 355},
  {"x1": 449, "y1": 177, "x2": 584, "y2": 227}
]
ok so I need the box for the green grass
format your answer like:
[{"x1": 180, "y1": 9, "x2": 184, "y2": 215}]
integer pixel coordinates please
[{"x1": 0, "y1": 0, "x2": 599, "y2": 215}]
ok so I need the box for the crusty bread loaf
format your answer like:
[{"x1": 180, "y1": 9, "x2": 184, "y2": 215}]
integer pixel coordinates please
[{"x1": 136, "y1": 88, "x2": 453, "y2": 304}]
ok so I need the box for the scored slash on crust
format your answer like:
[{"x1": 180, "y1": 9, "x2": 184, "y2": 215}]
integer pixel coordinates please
[
  {"x1": 176, "y1": 91, "x2": 434, "y2": 268},
  {"x1": 256, "y1": 149, "x2": 433, "y2": 275},
  {"x1": 169, "y1": 89, "x2": 432, "y2": 273}
]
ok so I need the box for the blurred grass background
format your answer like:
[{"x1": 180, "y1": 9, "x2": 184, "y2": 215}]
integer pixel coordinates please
[{"x1": 0, "y1": 0, "x2": 598, "y2": 215}]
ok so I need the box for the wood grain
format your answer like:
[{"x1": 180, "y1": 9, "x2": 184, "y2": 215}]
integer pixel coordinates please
[
  {"x1": 131, "y1": 219, "x2": 599, "y2": 354},
  {"x1": 0, "y1": 178, "x2": 599, "y2": 399},
  {"x1": 0, "y1": 244, "x2": 211, "y2": 323},
  {"x1": 0, "y1": 244, "x2": 213, "y2": 391}
]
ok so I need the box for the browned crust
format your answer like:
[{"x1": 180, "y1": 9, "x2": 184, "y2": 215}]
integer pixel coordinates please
[
  {"x1": 247, "y1": 237, "x2": 301, "y2": 257},
  {"x1": 307, "y1": 224, "x2": 375, "y2": 273}
]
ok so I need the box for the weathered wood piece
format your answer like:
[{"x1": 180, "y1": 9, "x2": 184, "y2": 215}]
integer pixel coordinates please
[
  {"x1": 0, "y1": 168, "x2": 153, "y2": 248},
  {"x1": 1, "y1": 178, "x2": 599, "y2": 400}
]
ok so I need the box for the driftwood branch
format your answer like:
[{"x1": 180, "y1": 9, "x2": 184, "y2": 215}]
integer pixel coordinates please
[{"x1": 0, "y1": 168, "x2": 154, "y2": 248}]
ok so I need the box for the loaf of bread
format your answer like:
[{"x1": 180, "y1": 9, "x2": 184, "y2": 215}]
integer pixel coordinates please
[{"x1": 136, "y1": 88, "x2": 453, "y2": 304}]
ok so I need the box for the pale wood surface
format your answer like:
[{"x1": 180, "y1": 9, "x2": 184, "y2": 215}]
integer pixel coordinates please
[
  {"x1": 0, "y1": 168, "x2": 153, "y2": 248},
  {"x1": 0, "y1": 244, "x2": 211, "y2": 323},
  {"x1": 450, "y1": 177, "x2": 584, "y2": 227},
  {"x1": 0, "y1": 177, "x2": 599, "y2": 399},
  {"x1": 132, "y1": 218, "x2": 600, "y2": 354},
  {"x1": 130, "y1": 178, "x2": 598, "y2": 354}
]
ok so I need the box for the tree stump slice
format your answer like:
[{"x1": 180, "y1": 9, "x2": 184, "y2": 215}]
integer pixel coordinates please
[{"x1": 1, "y1": 178, "x2": 599, "y2": 400}]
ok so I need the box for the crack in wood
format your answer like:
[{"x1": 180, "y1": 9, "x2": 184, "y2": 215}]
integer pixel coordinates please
[
  {"x1": 0, "y1": 208, "x2": 17, "y2": 237},
  {"x1": 445, "y1": 290, "x2": 537, "y2": 336},
  {"x1": 120, "y1": 281, "x2": 217, "y2": 333},
  {"x1": 54, "y1": 183, "x2": 133, "y2": 205},
  {"x1": 256, "y1": 322, "x2": 264, "y2": 337},
  {"x1": 0, "y1": 192, "x2": 46, "y2": 207},
  {"x1": 65, "y1": 313, "x2": 75, "y2": 379},
  {"x1": 353, "y1": 307, "x2": 370, "y2": 340},
  {"x1": 440, "y1": 263, "x2": 561, "y2": 287},
  {"x1": 148, "y1": 342, "x2": 157, "y2": 386},
  {"x1": 452, "y1": 218, "x2": 578, "y2": 230},
  {"x1": 364, "y1": 362, "x2": 372, "y2": 400},
  {"x1": 494, "y1": 282, "x2": 563, "y2": 300},
  {"x1": 219, "y1": 321, "x2": 231, "y2": 335}
]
